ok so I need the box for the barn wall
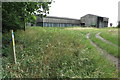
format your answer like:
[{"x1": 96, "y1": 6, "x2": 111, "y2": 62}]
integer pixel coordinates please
[
  {"x1": 81, "y1": 14, "x2": 108, "y2": 28},
  {"x1": 103, "y1": 18, "x2": 109, "y2": 27},
  {"x1": 35, "y1": 15, "x2": 108, "y2": 28},
  {"x1": 43, "y1": 22, "x2": 80, "y2": 27},
  {"x1": 81, "y1": 14, "x2": 97, "y2": 27},
  {"x1": 43, "y1": 17, "x2": 80, "y2": 24},
  {"x1": 36, "y1": 16, "x2": 80, "y2": 27}
]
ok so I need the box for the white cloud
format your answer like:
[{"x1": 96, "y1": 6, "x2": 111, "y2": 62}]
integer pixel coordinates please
[{"x1": 48, "y1": 0, "x2": 119, "y2": 26}]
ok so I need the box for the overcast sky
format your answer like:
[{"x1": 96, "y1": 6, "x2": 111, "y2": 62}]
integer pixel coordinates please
[{"x1": 48, "y1": 0, "x2": 119, "y2": 26}]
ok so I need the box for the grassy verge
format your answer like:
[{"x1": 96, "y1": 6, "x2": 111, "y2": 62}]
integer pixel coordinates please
[
  {"x1": 99, "y1": 28, "x2": 119, "y2": 47},
  {"x1": 2, "y1": 27, "x2": 118, "y2": 78},
  {"x1": 90, "y1": 32, "x2": 119, "y2": 59}
]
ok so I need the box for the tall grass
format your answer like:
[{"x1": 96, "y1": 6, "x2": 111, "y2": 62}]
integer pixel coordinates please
[
  {"x1": 2, "y1": 27, "x2": 118, "y2": 78},
  {"x1": 100, "y1": 28, "x2": 119, "y2": 46},
  {"x1": 90, "y1": 32, "x2": 119, "y2": 59}
]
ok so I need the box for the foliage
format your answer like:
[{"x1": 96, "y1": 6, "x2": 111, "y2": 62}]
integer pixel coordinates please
[
  {"x1": 90, "y1": 32, "x2": 119, "y2": 58},
  {"x1": 2, "y1": 27, "x2": 118, "y2": 78},
  {"x1": 2, "y1": 2, "x2": 51, "y2": 32},
  {"x1": 100, "y1": 29, "x2": 119, "y2": 46},
  {"x1": 76, "y1": 27, "x2": 119, "y2": 59}
]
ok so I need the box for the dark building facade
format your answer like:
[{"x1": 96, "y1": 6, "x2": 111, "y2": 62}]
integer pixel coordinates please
[
  {"x1": 80, "y1": 14, "x2": 109, "y2": 28},
  {"x1": 30, "y1": 14, "x2": 109, "y2": 28},
  {"x1": 36, "y1": 16, "x2": 80, "y2": 27}
]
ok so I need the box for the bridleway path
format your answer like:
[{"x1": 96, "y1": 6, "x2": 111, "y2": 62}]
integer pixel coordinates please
[
  {"x1": 96, "y1": 32, "x2": 120, "y2": 48},
  {"x1": 86, "y1": 33, "x2": 120, "y2": 69}
]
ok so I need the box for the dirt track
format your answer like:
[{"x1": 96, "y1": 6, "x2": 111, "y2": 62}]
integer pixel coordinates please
[
  {"x1": 65, "y1": 27, "x2": 119, "y2": 69},
  {"x1": 96, "y1": 32, "x2": 120, "y2": 48},
  {"x1": 86, "y1": 33, "x2": 120, "y2": 69}
]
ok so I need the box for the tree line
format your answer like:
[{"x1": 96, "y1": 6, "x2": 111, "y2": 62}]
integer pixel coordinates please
[{"x1": 2, "y1": 2, "x2": 51, "y2": 32}]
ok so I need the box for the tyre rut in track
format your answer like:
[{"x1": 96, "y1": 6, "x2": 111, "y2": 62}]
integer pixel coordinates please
[
  {"x1": 96, "y1": 32, "x2": 120, "y2": 48},
  {"x1": 86, "y1": 33, "x2": 120, "y2": 69}
]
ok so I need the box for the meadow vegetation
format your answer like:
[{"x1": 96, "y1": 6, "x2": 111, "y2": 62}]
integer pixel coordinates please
[
  {"x1": 2, "y1": 27, "x2": 118, "y2": 78},
  {"x1": 90, "y1": 32, "x2": 119, "y2": 58},
  {"x1": 100, "y1": 28, "x2": 119, "y2": 46},
  {"x1": 73, "y1": 27, "x2": 119, "y2": 58}
]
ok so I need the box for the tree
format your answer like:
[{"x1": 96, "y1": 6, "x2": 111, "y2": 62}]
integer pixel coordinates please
[{"x1": 2, "y1": 2, "x2": 51, "y2": 32}]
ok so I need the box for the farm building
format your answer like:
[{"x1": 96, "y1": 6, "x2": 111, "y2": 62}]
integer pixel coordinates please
[
  {"x1": 35, "y1": 16, "x2": 80, "y2": 27},
  {"x1": 30, "y1": 14, "x2": 109, "y2": 28},
  {"x1": 80, "y1": 14, "x2": 109, "y2": 28}
]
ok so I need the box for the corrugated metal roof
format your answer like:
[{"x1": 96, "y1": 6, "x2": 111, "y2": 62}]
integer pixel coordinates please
[
  {"x1": 46, "y1": 16, "x2": 80, "y2": 20},
  {"x1": 81, "y1": 14, "x2": 109, "y2": 19},
  {"x1": 36, "y1": 16, "x2": 80, "y2": 24}
]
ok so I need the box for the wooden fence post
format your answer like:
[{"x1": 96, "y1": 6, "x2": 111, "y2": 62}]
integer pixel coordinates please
[{"x1": 11, "y1": 30, "x2": 17, "y2": 64}]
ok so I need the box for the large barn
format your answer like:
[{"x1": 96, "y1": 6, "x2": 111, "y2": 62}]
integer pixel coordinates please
[
  {"x1": 36, "y1": 16, "x2": 80, "y2": 27},
  {"x1": 30, "y1": 14, "x2": 109, "y2": 28},
  {"x1": 80, "y1": 14, "x2": 109, "y2": 28}
]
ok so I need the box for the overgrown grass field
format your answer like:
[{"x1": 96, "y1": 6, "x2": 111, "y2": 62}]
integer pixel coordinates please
[{"x1": 2, "y1": 27, "x2": 119, "y2": 78}]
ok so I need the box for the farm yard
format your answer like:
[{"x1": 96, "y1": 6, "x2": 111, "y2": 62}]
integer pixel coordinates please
[{"x1": 2, "y1": 27, "x2": 119, "y2": 78}]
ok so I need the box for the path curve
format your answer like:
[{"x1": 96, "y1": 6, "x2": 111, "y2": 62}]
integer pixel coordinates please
[
  {"x1": 86, "y1": 33, "x2": 120, "y2": 69},
  {"x1": 96, "y1": 32, "x2": 120, "y2": 48}
]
